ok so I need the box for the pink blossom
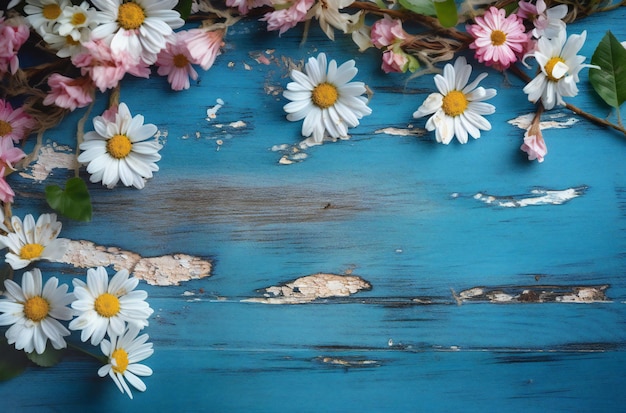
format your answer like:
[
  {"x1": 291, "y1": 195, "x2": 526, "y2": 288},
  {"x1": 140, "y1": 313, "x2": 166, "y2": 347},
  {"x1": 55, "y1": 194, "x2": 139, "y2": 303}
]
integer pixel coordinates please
[
  {"x1": 261, "y1": 0, "x2": 315, "y2": 36},
  {"x1": 179, "y1": 28, "x2": 224, "y2": 71},
  {"x1": 0, "y1": 136, "x2": 27, "y2": 203},
  {"x1": 381, "y1": 49, "x2": 408, "y2": 73},
  {"x1": 517, "y1": 0, "x2": 567, "y2": 39},
  {"x1": 0, "y1": 16, "x2": 30, "y2": 75},
  {"x1": 226, "y1": 0, "x2": 270, "y2": 15},
  {"x1": 72, "y1": 39, "x2": 151, "y2": 93},
  {"x1": 43, "y1": 74, "x2": 95, "y2": 111},
  {"x1": 520, "y1": 130, "x2": 547, "y2": 162},
  {"x1": 0, "y1": 100, "x2": 36, "y2": 143},
  {"x1": 370, "y1": 16, "x2": 407, "y2": 49},
  {"x1": 467, "y1": 7, "x2": 530, "y2": 70},
  {"x1": 156, "y1": 35, "x2": 199, "y2": 91}
]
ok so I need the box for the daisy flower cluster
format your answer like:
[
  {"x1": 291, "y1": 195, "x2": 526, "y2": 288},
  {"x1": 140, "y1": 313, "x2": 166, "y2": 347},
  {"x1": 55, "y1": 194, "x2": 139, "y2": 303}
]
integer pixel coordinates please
[{"x1": 0, "y1": 211, "x2": 154, "y2": 399}]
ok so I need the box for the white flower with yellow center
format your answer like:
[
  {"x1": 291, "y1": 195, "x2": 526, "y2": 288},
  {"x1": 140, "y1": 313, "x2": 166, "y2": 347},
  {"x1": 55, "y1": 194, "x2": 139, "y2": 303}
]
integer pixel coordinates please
[
  {"x1": 283, "y1": 52, "x2": 372, "y2": 146},
  {"x1": 0, "y1": 213, "x2": 68, "y2": 270},
  {"x1": 413, "y1": 56, "x2": 497, "y2": 144},
  {"x1": 90, "y1": 0, "x2": 184, "y2": 65},
  {"x1": 56, "y1": 1, "x2": 101, "y2": 42},
  {"x1": 69, "y1": 266, "x2": 153, "y2": 346},
  {"x1": 24, "y1": 0, "x2": 72, "y2": 37},
  {"x1": 98, "y1": 325, "x2": 153, "y2": 399},
  {"x1": 522, "y1": 30, "x2": 596, "y2": 110},
  {"x1": 77, "y1": 103, "x2": 162, "y2": 189},
  {"x1": 0, "y1": 269, "x2": 74, "y2": 354}
]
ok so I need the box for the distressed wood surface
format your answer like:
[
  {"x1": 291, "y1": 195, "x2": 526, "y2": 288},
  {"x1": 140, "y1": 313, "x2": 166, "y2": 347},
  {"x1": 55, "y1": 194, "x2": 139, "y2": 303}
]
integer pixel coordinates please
[{"x1": 3, "y1": 7, "x2": 626, "y2": 413}]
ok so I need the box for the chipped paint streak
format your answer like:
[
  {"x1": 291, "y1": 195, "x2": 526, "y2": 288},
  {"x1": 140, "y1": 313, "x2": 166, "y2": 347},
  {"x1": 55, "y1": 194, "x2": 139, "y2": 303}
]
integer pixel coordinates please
[
  {"x1": 317, "y1": 357, "x2": 380, "y2": 368},
  {"x1": 58, "y1": 240, "x2": 212, "y2": 286},
  {"x1": 206, "y1": 98, "x2": 225, "y2": 121},
  {"x1": 243, "y1": 273, "x2": 371, "y2": 304},
  {"x1": 508, "y1": 112, "x2": 579, "y2": 130},
  {"x1": 19, "y1": 143, "x2": 78, "y2": 181},
  {"x1": 474, "y1": 186, "x2": 587, "y2": 207},
  {"x1": 456, "y1": 284, "x2": 609, "y2": 303},
  {"x1": 374, "y1": 127, "x2": 425, "y2": 137}
]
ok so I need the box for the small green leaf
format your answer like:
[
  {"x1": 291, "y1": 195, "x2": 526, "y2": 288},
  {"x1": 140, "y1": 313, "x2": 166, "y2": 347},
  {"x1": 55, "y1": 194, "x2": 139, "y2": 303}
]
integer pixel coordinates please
[
  {"x1": 432, "y1": 0, "x2": 458, "y2": 27},
  {"x1": 27, "y1": 345, "x2": 65, "y2": 367},
  {"x1": 175, "y1": 0, "x2": 193, "y2": 20},
  {"x1": 0, "y1": 337, "x2": 29, "y2": 381},
  {"x1": 45, "y1": 177, "x2": 92, "y2": 222},
  {"x1": 398, "y1": 0, "x2": 437, "y2": 16},
  {"x1": 589, "y1": 31, "x2": 626, "y2": 109}
]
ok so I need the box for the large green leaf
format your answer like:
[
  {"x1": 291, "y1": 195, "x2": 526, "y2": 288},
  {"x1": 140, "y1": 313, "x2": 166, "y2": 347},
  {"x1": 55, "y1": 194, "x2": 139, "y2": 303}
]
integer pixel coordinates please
[
  {"x1": 175, "y1": 0, "x2": 193, "y2": 20},
  {"x1": 0, "y1": 337, "x2": 29, "y2": 381},
  {"x1": 45, "y1": 177, "x2": 92, "y2": 222},
  {"x1": 589, "y1": 31, "x2": 626, "y2": 109},
  {"x1": 27, "y1": 345, "x2": 65, "y2": 367},
  {"x1": 398, "y1": 0, "x2": 437, "y2": 16}
]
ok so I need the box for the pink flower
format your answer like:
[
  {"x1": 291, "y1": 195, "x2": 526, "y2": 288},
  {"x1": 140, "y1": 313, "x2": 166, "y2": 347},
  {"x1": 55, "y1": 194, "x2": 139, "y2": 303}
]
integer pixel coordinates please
[
  {"x1": 517, "y1": 0, "x2": 567, "y2": 39},
  {"x1": 521, "y1": 130, "x2": 547, "y2": 162},
  {"x1": 0, "y1": 136, "x2": 27, "y2": 203},
  {"x1": 370, "y1": 16, "x2": 407, "y2": 49},
  {"x1": 179, "y1": 28, "x2": 224, "y2": 71},
  {"x1": 43, "y1": 74, "x2": 95, "y2": 111},
  {"x1": 381, "y1": 49, "x2": 407, "y2": 73},
  {"x1": 156, "y1": 34, "x2": 199, "y2": 91},
  {"x1": 0, "y1": 16, "x2": 30, "y2": 75},
  {"x1": 0, "y1": 100, "x2": 36, "y2": 143},
  {"x1": 226, "y1": 0, "x2": 270, "y2": 15},
  {"x1": 261, "y1": 0, "x2": 315, "y2": 36},
  {"x1": 467, "y1": 7, "x2": 530, "y2": 70},
  {"x1": 72, "y1": 39, "x2": 150, "y2": 93}
]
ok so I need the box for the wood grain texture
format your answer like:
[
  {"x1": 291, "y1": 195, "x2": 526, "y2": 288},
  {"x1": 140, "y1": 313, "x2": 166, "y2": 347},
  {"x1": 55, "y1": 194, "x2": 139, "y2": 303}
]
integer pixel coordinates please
[{"x1": 2, "y1": 6, "x2": 626, "y2": 412}]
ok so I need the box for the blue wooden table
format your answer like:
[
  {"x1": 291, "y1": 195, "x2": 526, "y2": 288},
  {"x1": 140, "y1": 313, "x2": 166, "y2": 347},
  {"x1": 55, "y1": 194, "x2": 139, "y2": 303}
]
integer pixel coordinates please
[{"x1": 2, "y1": 3, "x2": 626, "y2": 412}]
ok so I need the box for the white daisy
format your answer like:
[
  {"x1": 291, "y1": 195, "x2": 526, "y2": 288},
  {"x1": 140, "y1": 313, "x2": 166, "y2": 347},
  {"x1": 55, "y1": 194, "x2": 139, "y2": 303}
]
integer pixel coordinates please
[
  {"x1": 56, "y1": 1, "x2": 101, "y2": 42},
  {"x1": 0, "y1": 269, "x2": 74, "y2": 354},
  {"x1": 69, "y1": 266, "x2": 153, "y2": 346},
  {"x1": 77, "y1": 103, "x2": 161, "y2": 189},
  {"x1": 0, "y1": 213, "x2": 69, "y2": 270},
  {"x1": 413, "y1": 56, "x2": 497, "y2": 144},
  {"x1": 307, "y1": 0, "x2": 357, "y2": 40},
  {"x1": 522, "y1": 30, "x2": 596, "y2": 110},
  {"x1": 90, "y1": 0, "x2": 184, "y2": 65},
  {"x1": 24, "y1": 0, "x2": 72, "y2": 37},
  {"x1": 98, "y1": 325, "x2": 153, "y2": 400},
  {"x1": 283, "y1": 52, "x2": 372, "y2": 146}
]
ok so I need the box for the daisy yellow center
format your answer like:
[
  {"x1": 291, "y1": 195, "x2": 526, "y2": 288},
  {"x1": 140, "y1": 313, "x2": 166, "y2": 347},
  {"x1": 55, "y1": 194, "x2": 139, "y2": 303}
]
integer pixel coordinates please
[
  {"x1": 441, "y1": 90, "x2": 468, "y2": 117},
  {"x1": 312, "y1": 83, "x2": 338, "y2": 109},
  {"x1": 117, "y1": 2, "x2": 145, "y2": 30},
  {"x1": 42, "y1": 4, "x2": 62, "y2": 20},
  {"x1": 173, "y1": 54, "x2": 189, "y2": 68},
  {"x1": 107, "y1": 134, "x2": 133, "y2": 159},
  {"x1": 20, "y1": 243, "x2": 45, "y2": 260},
  {"x1": 0, "y1": 120, "x2": 12, "y2": 137},
  {"x1": 111, "y1": 348, "x2": 129, "y2": 374},
  {"x1": 66, "y1": 35, "x2": 81, "y2": 46},
  {"x1": 545, "y1": 56, "x2": 566, "y2": 82},
  {"x1": 71, "y1": 12, "x2": 87, "y2": 26},
  {"x1": 23, "y1": 296, "x2": 49, "y2": 322},
  {"x1": 94, "y1": 293, "x2": 121, "y2": 318},
  {"x1": 490, "y1": 30, "x2": 507, "y2": 46}
]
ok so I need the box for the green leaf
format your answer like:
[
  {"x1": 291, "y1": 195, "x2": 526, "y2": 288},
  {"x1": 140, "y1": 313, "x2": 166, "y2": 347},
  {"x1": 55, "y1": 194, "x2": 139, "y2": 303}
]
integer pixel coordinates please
[
  {"x1": 0, "y1": 263, "x2": 12, "y2": 294},
  {"x1": 27, "y1": 345, "x2": 65, "y2": 367},
  {"x1": 432, "y1": 0, "x2": 458, "y2": 27},
  {"x1": 398, "y1": 0, "x2": 437, "y2": 16},
  {"x1": 175, "y1": 0, "x2": 193, "y2": 20},
  {"x1": 45, "y1": 177, "x2": 92, "y2": 222},
  {"x1": 589, "y1": 31, "x2": 626, "y2": 109},
  {"x1": 0, "y1": 337, "x2": 29, "y2": 381}
]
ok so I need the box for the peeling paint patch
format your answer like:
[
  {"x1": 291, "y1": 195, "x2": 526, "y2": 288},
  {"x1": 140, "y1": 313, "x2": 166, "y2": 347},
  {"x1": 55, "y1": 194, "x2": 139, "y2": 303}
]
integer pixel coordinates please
[
  {"x1": 206, "y1": 98, "x2": 225, "y2": 121},
  {"x1": 508, "y1": 112, "x2": 579, "y2": 130},
  {"x1": 456, "y1": 285, "x2": 609, "y2": 303},
  {"x1": 374, "y1": 127, "x2": 425, "y2": 137},
  {"x1": 20, "y1": 143, "x2": 77, "y2": 181},
  {"x1": 474, "y1": 186, "x2": 587, "y2": 207},
  {"x1": 58, "y1": 240, "x2": 212, "y2": 286},
  {"x1": 243, "y1": 273, "x2": 372, "y2": 304},
  {"x1": 316, "y1": 356, "x2": 380, "y2": 368},
  {"x1": 271, "y1": 143, "x2": 309, "y2": 164}
]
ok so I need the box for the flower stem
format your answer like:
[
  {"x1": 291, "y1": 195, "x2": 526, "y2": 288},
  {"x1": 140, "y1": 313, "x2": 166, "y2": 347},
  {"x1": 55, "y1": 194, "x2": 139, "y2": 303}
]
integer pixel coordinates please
[{"x1": 68, "y1": 343, "x2": 108, "y2": 364}]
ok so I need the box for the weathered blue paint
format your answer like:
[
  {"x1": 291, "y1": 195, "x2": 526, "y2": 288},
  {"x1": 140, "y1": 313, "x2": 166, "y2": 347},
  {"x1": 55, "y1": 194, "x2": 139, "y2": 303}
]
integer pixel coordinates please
[{"x1": 2, "y1": 6, "x2": 626, "y2": 412}]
